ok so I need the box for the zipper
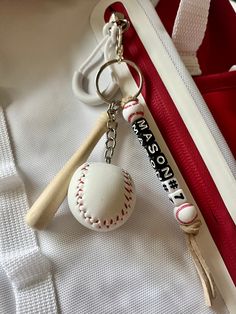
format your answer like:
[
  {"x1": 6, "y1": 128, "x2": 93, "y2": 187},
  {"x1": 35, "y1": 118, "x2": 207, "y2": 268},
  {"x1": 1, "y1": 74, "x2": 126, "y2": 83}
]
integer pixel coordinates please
[{"x1": 105, "y1": 2, "x2": 236, "y2": 284}]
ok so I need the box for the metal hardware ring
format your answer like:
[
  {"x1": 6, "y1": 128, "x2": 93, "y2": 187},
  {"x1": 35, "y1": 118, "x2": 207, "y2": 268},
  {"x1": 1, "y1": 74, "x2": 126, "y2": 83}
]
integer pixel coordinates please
[{"x1": 96, "y1": 58, "x2": 143, "y2": 105}]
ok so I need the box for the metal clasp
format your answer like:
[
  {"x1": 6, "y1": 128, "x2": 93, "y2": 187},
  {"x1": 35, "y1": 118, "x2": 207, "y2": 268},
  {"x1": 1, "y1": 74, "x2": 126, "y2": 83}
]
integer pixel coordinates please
[{"x1": 110, "y1": 12, "x2": 130, "y2": 62}]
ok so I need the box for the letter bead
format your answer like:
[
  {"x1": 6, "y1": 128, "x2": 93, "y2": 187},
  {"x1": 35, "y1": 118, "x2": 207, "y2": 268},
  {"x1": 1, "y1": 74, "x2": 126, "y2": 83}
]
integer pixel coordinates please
[
  {"x1": 168, "y1": 189, "x2": 187, "y2": 206},
  {"x1": 149, "y1": 152, "x2": 168, "y2": 170},
  {"x1": 156, "y1": 166, "x2": 174, "y2": 181},
  {"x1": 162, "y1": 177, "x2": 179, "y2": 193},
  {"x1": 132, "y1": 120, "x2": 155, "y2": 147},
  {"x1": 147, "y1": 142, "x2": 161, "y2": 155},
  {"x1": 174, "y1": 203, "x2": 198, "y2": 225},
  {"x1": 136, "y1": 118, "x2": 149, "y2": 131}
]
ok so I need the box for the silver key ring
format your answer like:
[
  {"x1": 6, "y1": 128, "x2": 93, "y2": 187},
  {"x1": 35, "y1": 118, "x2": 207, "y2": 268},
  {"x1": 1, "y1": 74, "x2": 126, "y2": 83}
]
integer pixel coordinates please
[{"x1": 96, "y1": 58, "x2": 143, "y2": 105}]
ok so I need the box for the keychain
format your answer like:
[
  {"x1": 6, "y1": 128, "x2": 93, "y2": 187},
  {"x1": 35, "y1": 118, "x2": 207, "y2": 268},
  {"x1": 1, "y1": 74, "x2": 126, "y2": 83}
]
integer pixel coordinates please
[
  {"x1": 67, "y1": 14, "x2": 143, "y2": 231},
  {"x1": 25, "y1": 13, "x2": 140, "y2": 231},
  {"x1": 25, "y1": 11, "x2": 215, "y2": 305}
]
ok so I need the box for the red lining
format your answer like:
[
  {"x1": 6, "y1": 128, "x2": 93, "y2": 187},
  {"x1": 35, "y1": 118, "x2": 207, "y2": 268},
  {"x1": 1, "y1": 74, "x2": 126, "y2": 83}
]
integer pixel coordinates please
[
  {"x1": 194, "y1": 71, "x2": 236, "y2": 94},
  {"x1": 195, "y1": 71, "x2": 236, "y2": 157}
]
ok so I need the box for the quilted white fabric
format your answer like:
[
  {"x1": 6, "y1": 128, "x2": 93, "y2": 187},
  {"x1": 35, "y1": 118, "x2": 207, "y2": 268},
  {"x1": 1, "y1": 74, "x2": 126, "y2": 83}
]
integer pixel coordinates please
[{"x1": 0, "y1": 1, "x2": 230, "y2": 313}]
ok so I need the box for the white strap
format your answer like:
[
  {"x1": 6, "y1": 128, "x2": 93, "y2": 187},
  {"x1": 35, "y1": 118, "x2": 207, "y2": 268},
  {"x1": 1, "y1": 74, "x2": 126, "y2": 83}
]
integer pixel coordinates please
[
  {"x1": 0, "y1": 107, "x2": 58, "y2": 313},
  {"x1": 172, "y1": 0, "x2": 211, "y2": 75}
]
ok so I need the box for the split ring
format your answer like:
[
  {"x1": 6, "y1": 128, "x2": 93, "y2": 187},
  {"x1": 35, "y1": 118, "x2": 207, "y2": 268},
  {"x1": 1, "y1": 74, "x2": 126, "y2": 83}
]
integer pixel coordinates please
[{"x1": 96, "y1": 58, "x2": 143, "y2": 105}]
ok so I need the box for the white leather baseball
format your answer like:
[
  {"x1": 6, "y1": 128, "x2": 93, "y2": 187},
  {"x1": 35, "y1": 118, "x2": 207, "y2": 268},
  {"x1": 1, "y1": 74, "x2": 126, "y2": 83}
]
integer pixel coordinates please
[{"x1": 67, "y1": 162, "x2": 136, "y2": 231}]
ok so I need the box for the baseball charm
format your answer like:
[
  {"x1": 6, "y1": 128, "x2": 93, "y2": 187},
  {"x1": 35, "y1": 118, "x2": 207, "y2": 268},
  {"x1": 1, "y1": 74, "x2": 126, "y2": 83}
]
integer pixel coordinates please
[
  {"x1": 68, "y1": 162, "x2": 136, "y2": 231},
  {"x1": 122, "y1": 99, "x2": 144, "y2": 124},
  {"x1": 174, "y1": 203, "x2": 198, "y2": 225}
]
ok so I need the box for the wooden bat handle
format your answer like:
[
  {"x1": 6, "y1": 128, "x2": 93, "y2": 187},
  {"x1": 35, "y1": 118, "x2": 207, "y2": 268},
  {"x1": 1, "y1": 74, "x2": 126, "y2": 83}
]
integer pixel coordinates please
[{"x1": 25, "y1": 112, "x2": 108, "y2": 230}]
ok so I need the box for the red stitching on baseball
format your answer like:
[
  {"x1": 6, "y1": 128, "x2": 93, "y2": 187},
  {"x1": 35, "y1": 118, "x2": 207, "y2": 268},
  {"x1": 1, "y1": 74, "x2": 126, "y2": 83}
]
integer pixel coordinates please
[
  {"x1": 128, "y1": 111, "x2": 144, "y2": 123},
  {"x1": 178, "y1": 203, "x2": 191, "y2": 211},
  {"x1": 176, "y1": 212, "x2": 198, "y2": 225},
  {"x1": 75, "y1": 166, "x2": 134, "y2": 229},
  {"x1": 76, "y1": 163, "x2": 97, "y2": 226},
  {"x1": 175, "y1": 203, "x2": 198, "y2": 225},
  {"x1": 123, "y1": 102, "x2": 138, "y2": 109}
]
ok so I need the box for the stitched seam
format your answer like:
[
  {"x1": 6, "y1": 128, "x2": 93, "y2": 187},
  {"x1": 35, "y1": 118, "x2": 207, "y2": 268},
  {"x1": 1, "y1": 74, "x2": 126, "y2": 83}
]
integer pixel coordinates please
[
  {"x1": 123, "y1": 102, "x2": 137, "y2": 109},
  {"x1": 75, "y1": 163, "x2": 102, "y2": 227},
  {"x1": 176, "y1": 203, "x2": 198, "y2": 224},
  {"x1": 128, "y1": 111, "x2": 145, "y2": 123},
  {"x1": 75, "y1": 164, "x2": 134, "y2": 229}
]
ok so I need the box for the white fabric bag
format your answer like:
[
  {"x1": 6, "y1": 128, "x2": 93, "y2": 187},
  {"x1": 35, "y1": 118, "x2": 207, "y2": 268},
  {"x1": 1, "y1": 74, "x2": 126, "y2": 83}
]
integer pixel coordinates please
[{"x1": 0, "y1": 0, "x2": 235, "y2": 313}]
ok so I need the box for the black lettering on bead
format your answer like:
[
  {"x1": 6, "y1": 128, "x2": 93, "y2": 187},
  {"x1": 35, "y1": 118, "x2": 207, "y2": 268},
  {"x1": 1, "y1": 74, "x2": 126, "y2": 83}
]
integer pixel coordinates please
[
  {"x1": 155, "y1": 153, "x2": 167, "y2": 167},
  {"x1": 138, "y1": 137, "x2": 143, "y2": 145},
  {"x1": 140, "y1": 133, "x2": 155, "y2": 147},
  {"x1": 149, "y1": 152, "x2": 168, "y2": 170},
  {"x1": 132, "y1": 123, "x2": 139, "y2": 135},
  {"x1": 136, "y1": 118, "x2": 149, "y2": 130},
  {"x1": 132, "y1": 117, "x2": 175, "y2": 183},
  {"x1": 167, "y1": 179, "x2": 179, "y2": 190},
  {"x1": 142, "y1": 133, "x2": 153, "y2": 143},
  {"x1": 157, "y1": 166, "x2": 174, "y2": 181},
  {"x1": 168, "y1": 196, "x2": 174, "y2": 203},
  {"x1": 162, "y1": 183, "x2": 168, "y2": 192},
  {"x1": 150, "y1": 159, "x2": 156, "y2": 169},
  {"x1": 147, "y1": 142, "x2": 160, "y2": 155},
  {"x1": 174, "y1": 193, "x2": 185, "y2": 200},
  {"x1": 155, "y1": 170, "x2": 163, "y2": 181}
]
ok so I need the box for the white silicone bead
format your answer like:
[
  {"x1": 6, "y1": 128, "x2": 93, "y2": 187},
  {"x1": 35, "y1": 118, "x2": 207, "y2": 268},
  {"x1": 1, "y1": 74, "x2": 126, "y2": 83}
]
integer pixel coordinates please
[
  {"x1": 122, "y1": 100, "x2": 144, "y2": 124},
  {"x1": 67, "y1": 162, "x2": 136, "y2": 232},
  {"x1": 162, "y1": 177, "x2": 179, "y2": 193},
  {"x1": 174, "y1": 203, "x2": 198, "y2": 225},
  {"x1": 168, "y1": 189, "x2": 187, "y2": 206}
]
